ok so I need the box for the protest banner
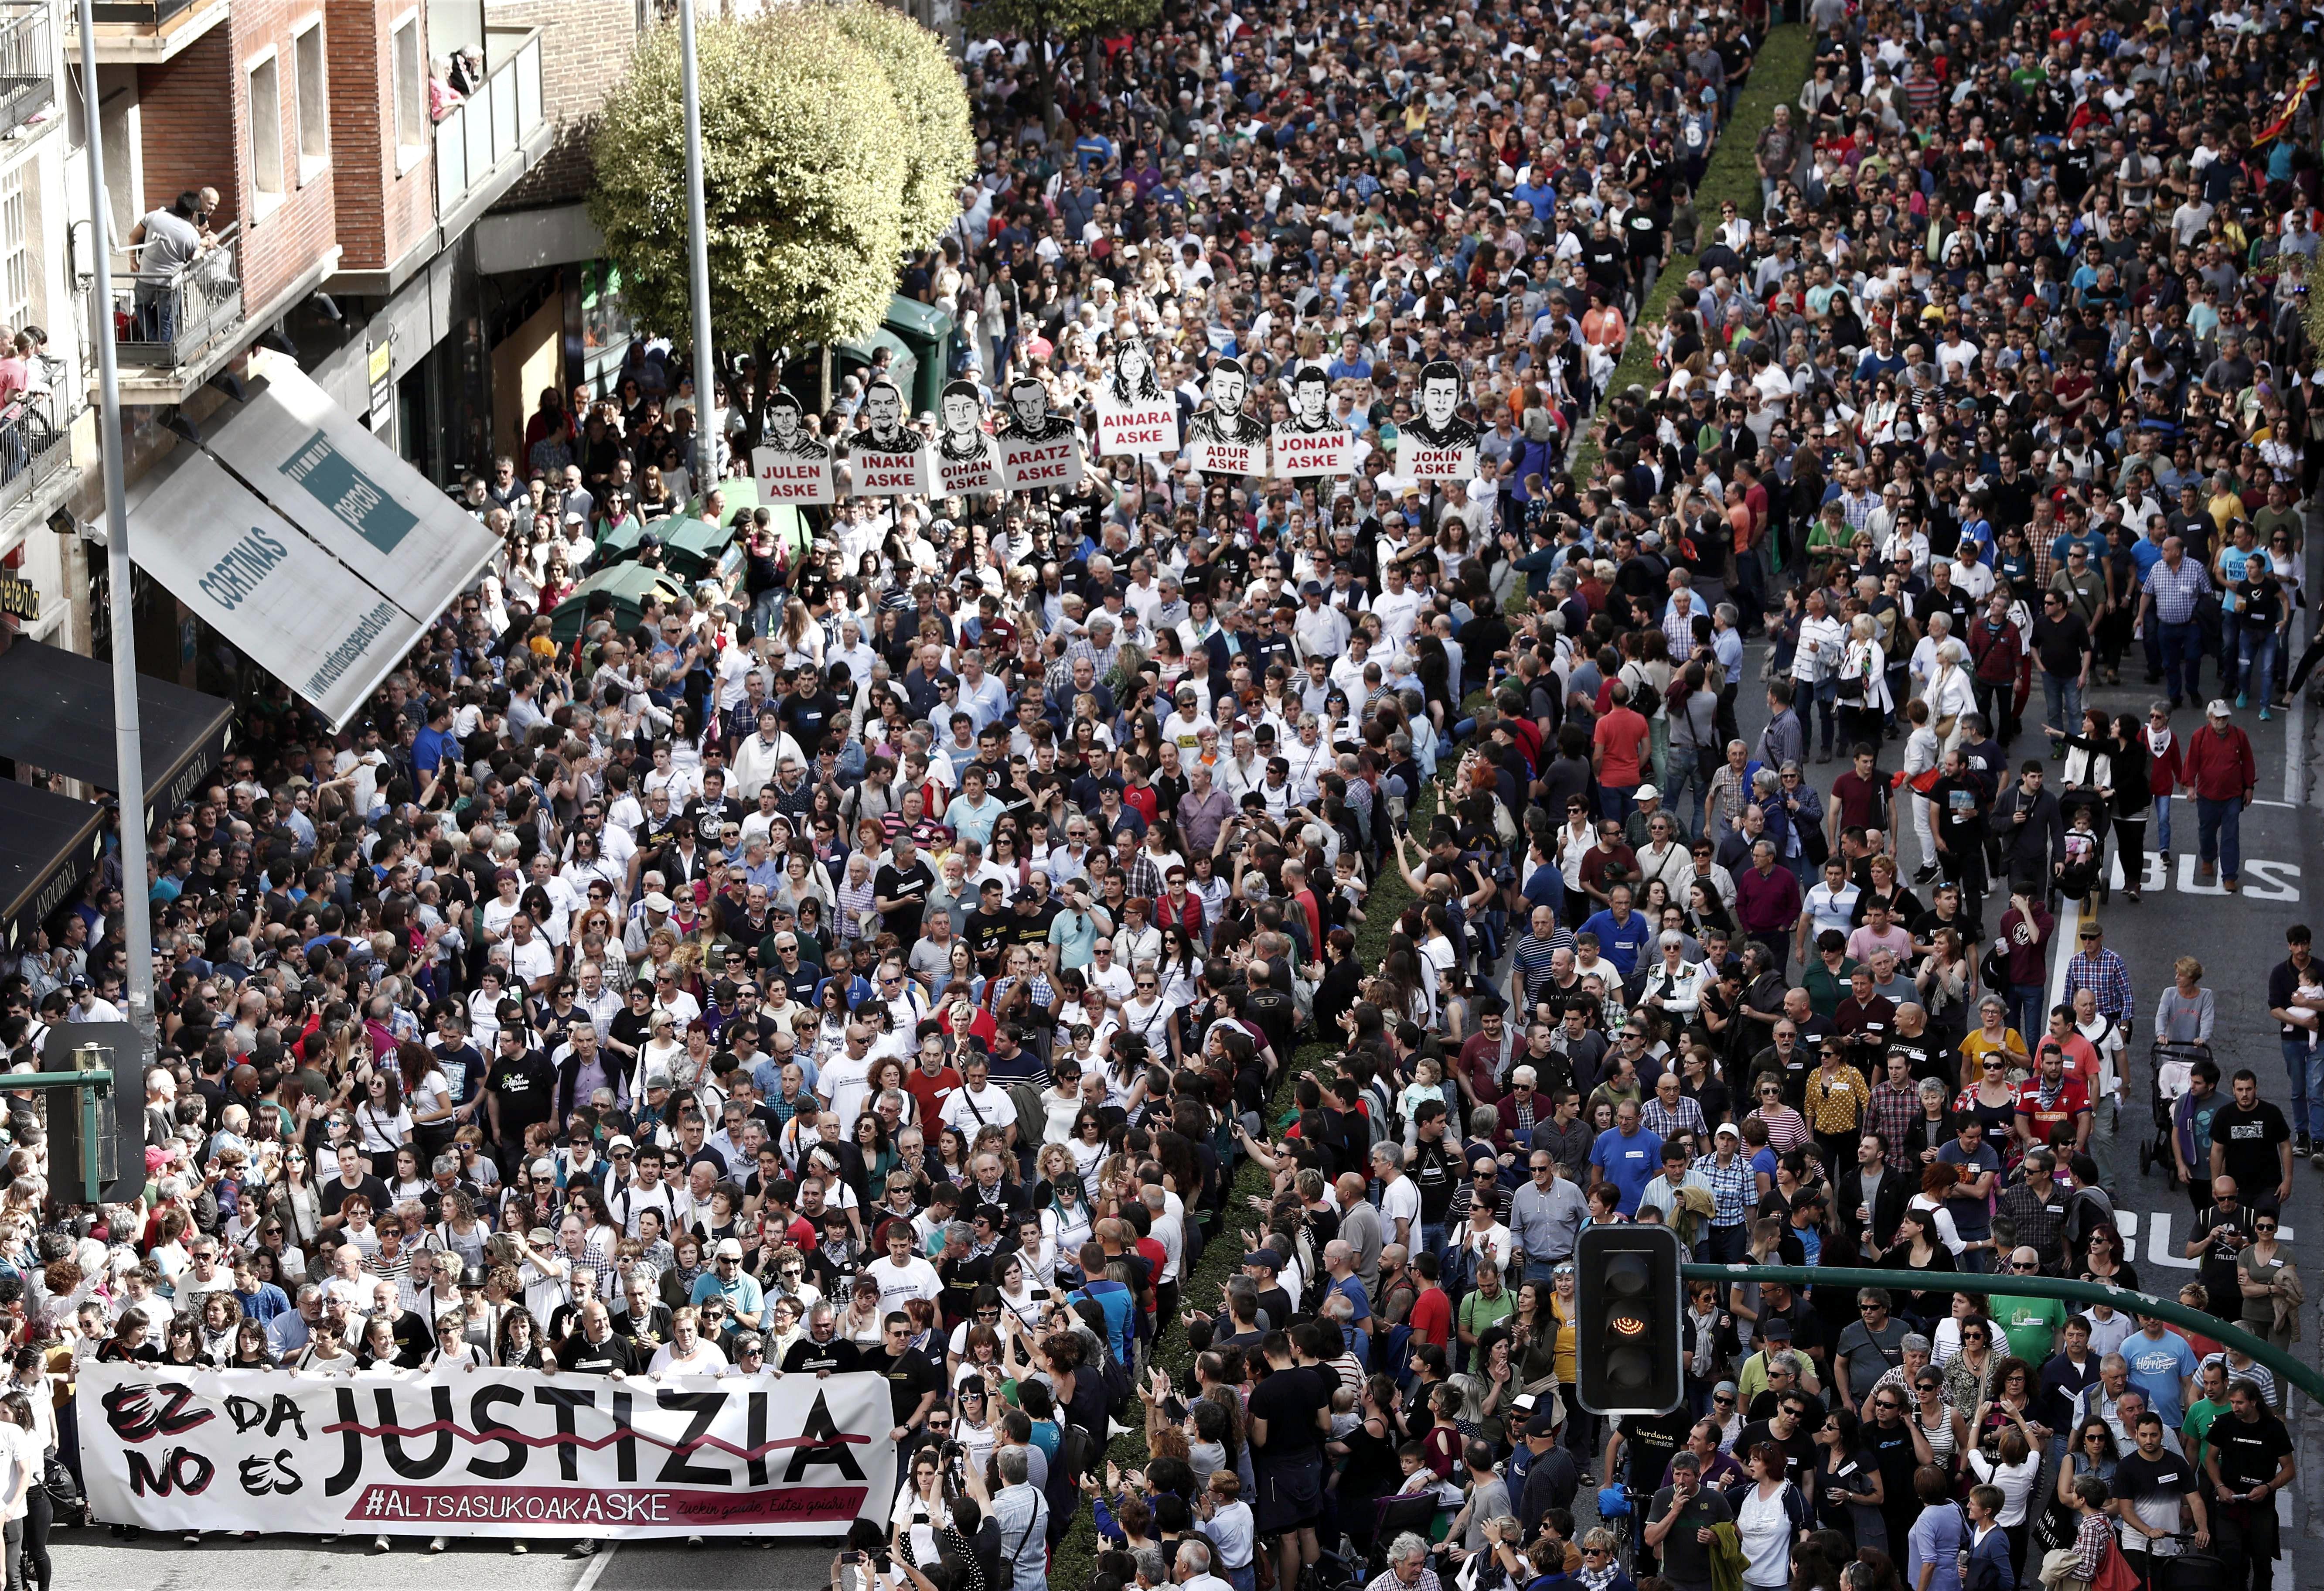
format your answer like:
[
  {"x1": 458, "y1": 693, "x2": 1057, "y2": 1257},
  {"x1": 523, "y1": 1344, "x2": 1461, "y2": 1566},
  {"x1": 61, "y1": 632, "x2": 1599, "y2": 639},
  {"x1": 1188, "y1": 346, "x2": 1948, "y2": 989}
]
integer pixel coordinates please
[{"x1": 78, "y1": 1362, "x2": 895, "y2": 1540}]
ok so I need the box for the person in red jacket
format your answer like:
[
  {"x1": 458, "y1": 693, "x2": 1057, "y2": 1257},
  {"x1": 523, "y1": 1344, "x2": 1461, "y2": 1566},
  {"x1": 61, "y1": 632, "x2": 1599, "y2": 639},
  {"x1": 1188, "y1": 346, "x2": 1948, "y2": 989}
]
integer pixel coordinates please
[
  {"x1": 2182, "y1": 699, "x2": 2258, "y2": 891},
  {"x1": 2142, "y1": 702, "x2": 2185, "y2": 866}
]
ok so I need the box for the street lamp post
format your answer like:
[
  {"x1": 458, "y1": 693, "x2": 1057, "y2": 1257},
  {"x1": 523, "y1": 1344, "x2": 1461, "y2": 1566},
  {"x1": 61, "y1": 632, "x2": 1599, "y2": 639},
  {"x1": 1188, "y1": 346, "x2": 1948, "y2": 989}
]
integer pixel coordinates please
[
  {"x1": 679, "y1": 0, "x2": 718, "y2": 496},
  {"x1": 75, "y1": 0, "x2": 156, "y2": 1056}
]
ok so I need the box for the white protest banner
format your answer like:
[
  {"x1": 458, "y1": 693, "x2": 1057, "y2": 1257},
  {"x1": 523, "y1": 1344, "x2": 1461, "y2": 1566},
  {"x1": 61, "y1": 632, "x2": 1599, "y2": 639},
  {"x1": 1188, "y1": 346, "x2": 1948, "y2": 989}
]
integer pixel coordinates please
[
  {"x1": 1189, "y1": 437, "x2": 1264, "y2": 477},
  {"x1": 931, "y1": 378, "x2": 1004, "y2": 497},
  {"x1": 78, "y1": 1362, "x2": 895, "y2": 1540},
  {"x1": 1095, "y1": 334, "x2": 1179, "y2": 456},
  {"x1": 1398, "y1": 358, "x2": 1482, "y2": 480},
  {"x1": 124, "y1": 449, "x2": 424, "y2": 729},
  {"x1": 992, "y1": 373, "x2": 1083, "y2": 492},
  {"x1": 1269, "y1": 424, "x2": 1354, "y2": 479},
  {"x1": 848, "y1": 442, "x2": 933, "y2": 497},
  {"x1": 1185, "y1": 358, "x2": 1269, "y2": 477},
  {"x1": 754, "y1": 444, "x2": 834, "y2": 505},
  {"x1": 997, "y1": 430, "x2": 1084, "y2": 492},
  {"x1": 847, "y1": 378, "x2": 934, "y2": 497},
  {"x1": 1396, "y1": 435, "x2": 1480, "y2": 480},
  {"x1": 1095, "y1": 399, "x2": 1179, "y2": 457},
  {"x1": 754, "y1": 388, "x2": 835, "y2": 504}
]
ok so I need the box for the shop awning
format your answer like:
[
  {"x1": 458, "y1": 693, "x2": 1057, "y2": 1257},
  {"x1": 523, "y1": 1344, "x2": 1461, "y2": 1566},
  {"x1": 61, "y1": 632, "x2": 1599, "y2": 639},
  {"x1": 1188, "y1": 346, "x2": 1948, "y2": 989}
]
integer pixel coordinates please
[
  {"x1": 201, "y1": 351, "x2": 501, "y2": 627},
  {"x1": 124, "y1": 347, "x2": 504, "y2": 730},
  {"x1": 0, "y1": 779, "x2": 105, "y2": 947},
  {"x1": 0, "y1": 638, "x2": 235, "y2": 814},
  {"x1": 124, "y1": 448, "x2": 426, "y2": 729}
]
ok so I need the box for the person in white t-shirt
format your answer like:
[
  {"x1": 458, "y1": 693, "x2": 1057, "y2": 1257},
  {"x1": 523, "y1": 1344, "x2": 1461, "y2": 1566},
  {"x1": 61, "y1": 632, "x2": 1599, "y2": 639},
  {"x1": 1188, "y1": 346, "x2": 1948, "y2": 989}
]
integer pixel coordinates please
[
  {"x1": 1370, "y1": 1143, "x2": 1421, "y2": 1249},
  {"x1": 864, "y1": 1221, "x2": 943, "y2": 1315},
  {"x1": 646, "y1": 1305, "x2": 730, "y2": 1376}
]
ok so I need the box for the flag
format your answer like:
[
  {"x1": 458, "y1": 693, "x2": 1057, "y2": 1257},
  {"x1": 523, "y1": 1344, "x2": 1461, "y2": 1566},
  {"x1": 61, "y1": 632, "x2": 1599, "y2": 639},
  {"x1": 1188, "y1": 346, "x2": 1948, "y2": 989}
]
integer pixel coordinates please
[{"x1": 2253, "y1": 66, "x2": 2318, "y2": 148}]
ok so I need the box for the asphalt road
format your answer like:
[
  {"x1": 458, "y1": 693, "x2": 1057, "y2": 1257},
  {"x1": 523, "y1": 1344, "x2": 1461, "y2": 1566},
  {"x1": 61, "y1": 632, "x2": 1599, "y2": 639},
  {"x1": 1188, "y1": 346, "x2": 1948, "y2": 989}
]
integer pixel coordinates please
[{"x1": 46, "y1": 632, "x2": 2323, "y2": 1586}]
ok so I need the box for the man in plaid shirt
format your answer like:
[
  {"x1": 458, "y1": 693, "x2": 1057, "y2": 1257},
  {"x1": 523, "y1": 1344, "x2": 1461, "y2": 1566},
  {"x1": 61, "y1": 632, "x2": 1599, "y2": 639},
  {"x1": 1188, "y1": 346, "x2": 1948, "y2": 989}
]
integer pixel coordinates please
[
  {"x1": 1868, "y1": 1051, "x2": 1923, "y2": 1173},
  {"x1": 2062, "y1": 921, "x2": 2134, "y2": 1036},
  {"x1": 1643, "y1": 1071, "x2": 1710, "y2": 1144},
  {"x1": 1692, "y1": 1122, "x2": 1760, "y2": 1261}
]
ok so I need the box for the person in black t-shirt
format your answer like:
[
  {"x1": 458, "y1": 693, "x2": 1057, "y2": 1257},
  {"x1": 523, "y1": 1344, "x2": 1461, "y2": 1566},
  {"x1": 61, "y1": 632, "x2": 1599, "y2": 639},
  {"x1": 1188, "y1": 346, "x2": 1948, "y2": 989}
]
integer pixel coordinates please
[
  {"x1": 873, "y1": 835, "x2": 937, "y2": 944},
  {"x1": 2208, "y1": 1071, "x2": 2293, "y2": 1211},
  {"x1": 483, "y1": 1026, "x2": 556, "y2": 1171},
  {"x1": 780, "y1": 1302, "x2": 862, "y2": 1376},
  {"x1": 1734, "y1": 1394, "x2": 1821, "y2": 1497},
  {"x1": 1247, "y1": 1335, "x2": 1330, "y2": 1587},
  {"x1": 861, "y1": 1311, "x2": 944, "y2": 1446},
  {"x1": 2113, "y1": 1411, "x2": 2204, "y2": 1566},
  {"x1": 2204, "y1": 1382, "x2": 2294, "y2": 1591}
]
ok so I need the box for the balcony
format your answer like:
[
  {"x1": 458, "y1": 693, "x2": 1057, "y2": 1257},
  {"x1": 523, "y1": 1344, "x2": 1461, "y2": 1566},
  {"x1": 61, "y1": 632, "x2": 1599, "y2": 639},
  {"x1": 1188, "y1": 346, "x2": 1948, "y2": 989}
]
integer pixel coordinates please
[
  {"x1": 0, "y1": 383, "x2": 75, "y2": 533},
  {"x1": 0, "y1": 2, "x2": 53, "y2": 140},
  {"x1": 110, "y1": 220, "x2": 241, "y2": 373},
  {"x1": 69, "y1": 0, "x2": 226, "y2": 64},
  {"x1": 433, "y1": 26, "x2": 546, "y2": 236}
]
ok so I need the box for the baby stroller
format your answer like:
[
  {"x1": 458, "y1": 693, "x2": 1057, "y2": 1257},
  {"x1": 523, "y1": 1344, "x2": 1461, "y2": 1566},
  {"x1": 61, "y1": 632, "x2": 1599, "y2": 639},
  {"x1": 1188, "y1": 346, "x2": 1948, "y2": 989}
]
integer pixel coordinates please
[{"x1": 2141, "y1": 1041, "x2": 2210, "y2": 1188}]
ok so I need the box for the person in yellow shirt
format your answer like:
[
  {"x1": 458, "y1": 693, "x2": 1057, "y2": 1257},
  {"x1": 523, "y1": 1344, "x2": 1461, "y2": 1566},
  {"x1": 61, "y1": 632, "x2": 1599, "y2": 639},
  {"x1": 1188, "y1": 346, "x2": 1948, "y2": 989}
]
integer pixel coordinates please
[{"x1": 1956, "y1": 996, "x2": 2030, "y2": 1091}]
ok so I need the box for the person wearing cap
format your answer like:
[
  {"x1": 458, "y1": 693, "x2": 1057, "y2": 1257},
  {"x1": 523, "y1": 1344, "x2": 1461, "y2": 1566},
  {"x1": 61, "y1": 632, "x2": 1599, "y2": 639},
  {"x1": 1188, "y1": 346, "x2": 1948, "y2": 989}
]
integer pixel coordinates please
[
  {"x1": 689, "y1": 1236, "x2": 767, "y2": 1329},
  {"x1": 2181, "y1": 697, "x2": 2256, "y2": 890}
]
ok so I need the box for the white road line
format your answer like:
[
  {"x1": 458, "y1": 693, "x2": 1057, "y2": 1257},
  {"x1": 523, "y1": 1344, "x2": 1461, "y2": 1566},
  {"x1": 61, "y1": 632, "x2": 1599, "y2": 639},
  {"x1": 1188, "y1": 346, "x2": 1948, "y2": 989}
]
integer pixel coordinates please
[
  {"x1": 572, "y1": 1541, "x2": 619, "y2": 1591},
  {"x1": 2287, "y1": 602, "x2": 2312, "y2": 806}
]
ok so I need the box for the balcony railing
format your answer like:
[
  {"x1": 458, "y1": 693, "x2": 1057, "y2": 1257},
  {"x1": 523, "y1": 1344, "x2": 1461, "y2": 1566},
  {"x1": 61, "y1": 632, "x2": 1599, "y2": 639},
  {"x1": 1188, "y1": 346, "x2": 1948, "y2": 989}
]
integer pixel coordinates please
[
  {"x1": 111, "y1": 221, "x2": 241, "y2": 371},
  {"x1": 85, "y1": 0, "x2": 199, "y2": 22},
  {"x1": 434, "y1": 27, "x2": 544, "y2": 221},
  {"x1": 0, "y1": 3, "x2": 52, "y2": 140},
  {"x1": 0, "y1": 382, "x2": 73, "y2": 527}
]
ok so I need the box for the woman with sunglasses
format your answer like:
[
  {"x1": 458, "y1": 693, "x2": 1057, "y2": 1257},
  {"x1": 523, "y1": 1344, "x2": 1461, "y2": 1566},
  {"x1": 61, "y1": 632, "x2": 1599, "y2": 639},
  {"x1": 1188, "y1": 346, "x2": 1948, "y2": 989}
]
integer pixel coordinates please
[
  {"x1": 2055, "y1": 1417, "x2": 2117, "y2": 1514},
  {"x1": 2073, "y1": 1225, "x2": 2138, "y2": 1295},
  {"x1": 1957, "y1": 1051, "x2": 2023, "y2": 1144},
  {"x1": 158, "y1": 1317, "x2": 211, "y2": 1370},
  {"x1": 2234, "y1": 1211, "x2": 2297, "y2": 1370},
  {"x1": 1815, "y1": 1406, "x2": 1888, "y2": 1552},
  {"x1": 1906, "y1": 1363, "x2": 1965, "y2": 1485},
  {"x1": 264, "y1": 1142, "x2": 324, "y2": 1256}
]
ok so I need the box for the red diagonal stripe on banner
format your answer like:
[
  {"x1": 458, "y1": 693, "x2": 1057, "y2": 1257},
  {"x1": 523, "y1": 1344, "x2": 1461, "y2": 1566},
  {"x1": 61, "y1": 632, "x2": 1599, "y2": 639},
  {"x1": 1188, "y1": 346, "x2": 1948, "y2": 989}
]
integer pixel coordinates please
[{"x1": 320, "y1": 1419, "x2": 872, "y2": 1461}]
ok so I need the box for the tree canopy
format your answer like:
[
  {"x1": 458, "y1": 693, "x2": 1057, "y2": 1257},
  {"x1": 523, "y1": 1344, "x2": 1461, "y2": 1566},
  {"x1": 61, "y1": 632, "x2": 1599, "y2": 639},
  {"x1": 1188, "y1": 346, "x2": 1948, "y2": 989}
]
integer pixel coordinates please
[
  {"x1": 590, "y1": 9, "x2": 965, "y2": 360},
  {"x1": 827, "y1": 0, "x2": 977, "y2": 252}
]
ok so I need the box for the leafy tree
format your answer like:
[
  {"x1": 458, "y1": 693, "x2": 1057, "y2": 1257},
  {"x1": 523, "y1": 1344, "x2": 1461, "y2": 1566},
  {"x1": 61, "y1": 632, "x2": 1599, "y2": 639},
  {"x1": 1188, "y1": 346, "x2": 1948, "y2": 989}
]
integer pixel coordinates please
[
  {"x1": 827, "y1": 0, "x2": 976, "y2": 252},
  {"x1": 971, "y1": 0, "x2": 1162, "y2": 127},
  {"x1": 591, "y1": 13, "x2": 907, "y2": 377}
]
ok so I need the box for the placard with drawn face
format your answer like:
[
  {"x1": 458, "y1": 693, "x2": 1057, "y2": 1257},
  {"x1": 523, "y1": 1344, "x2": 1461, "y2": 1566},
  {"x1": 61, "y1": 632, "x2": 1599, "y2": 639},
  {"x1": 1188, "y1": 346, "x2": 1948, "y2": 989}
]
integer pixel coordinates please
[
  {"x1": 1187, "y1": 357, "x2": 1271, "y2": 477},
  {"x1": 1271, "y1": 363, "x2": 1355, "y2": 480},
  {"x1": 1094, "y1": 335, "x2": 1179, "y2": 457},
  {"x1": 1395, "y1": 358, "x2": 1482, "y2": 480},
  {"x1": 995, "y1": 373, "x2": 1084, "y2": 493},
  {"x1": 753, "y1": 388, "x2": 834, "y2": 505},
  {"x1": 846, "y1": 379, "x2": 932, "y2": 497},
  {"x1": 931, "y1": 379, "x2": 1003, "y2": 498}
]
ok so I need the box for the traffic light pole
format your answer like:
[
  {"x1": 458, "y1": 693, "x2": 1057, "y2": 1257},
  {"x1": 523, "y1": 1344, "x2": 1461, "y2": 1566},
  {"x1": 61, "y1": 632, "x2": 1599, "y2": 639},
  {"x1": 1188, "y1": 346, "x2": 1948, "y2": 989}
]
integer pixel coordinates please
[
  {"x1": 1682, "y1": 1263, "x2": 2324, "y2": 1407},
  {"x1": 0, "y1": 1065, "x2": 118, "y2": 1203}
]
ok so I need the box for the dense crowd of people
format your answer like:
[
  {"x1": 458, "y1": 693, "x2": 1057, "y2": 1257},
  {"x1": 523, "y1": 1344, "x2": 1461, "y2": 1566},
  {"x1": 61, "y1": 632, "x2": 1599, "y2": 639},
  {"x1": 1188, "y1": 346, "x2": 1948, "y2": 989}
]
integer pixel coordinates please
[{"x1": 3, "y1": 2, "x2": 2323, "y2": 1591}]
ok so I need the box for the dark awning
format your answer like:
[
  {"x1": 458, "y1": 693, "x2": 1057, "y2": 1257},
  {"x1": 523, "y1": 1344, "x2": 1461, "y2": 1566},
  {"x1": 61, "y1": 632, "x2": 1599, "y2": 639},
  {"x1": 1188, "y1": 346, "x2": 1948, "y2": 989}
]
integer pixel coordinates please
[
  {"x1": 0, "y1": 638, "x2": 235, "y2": 813},
  {"x1": 0, "y1": 780, "x2": 105, "y2": 947}
]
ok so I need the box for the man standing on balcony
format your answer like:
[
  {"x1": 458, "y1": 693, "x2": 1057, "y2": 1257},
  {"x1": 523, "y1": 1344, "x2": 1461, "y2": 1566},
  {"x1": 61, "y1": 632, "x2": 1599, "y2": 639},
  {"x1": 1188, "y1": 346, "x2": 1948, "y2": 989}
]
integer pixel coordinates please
[{"x1": 128, "y1": 191, "x2": 208, "y2": 345}]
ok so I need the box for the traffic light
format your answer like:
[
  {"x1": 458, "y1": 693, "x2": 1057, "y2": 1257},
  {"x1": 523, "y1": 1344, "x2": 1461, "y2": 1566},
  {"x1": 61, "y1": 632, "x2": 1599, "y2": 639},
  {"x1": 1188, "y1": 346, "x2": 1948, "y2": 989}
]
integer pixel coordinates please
[{"x1": 1573, "y1": 1224, "x2": 1683, "y2": 1416}]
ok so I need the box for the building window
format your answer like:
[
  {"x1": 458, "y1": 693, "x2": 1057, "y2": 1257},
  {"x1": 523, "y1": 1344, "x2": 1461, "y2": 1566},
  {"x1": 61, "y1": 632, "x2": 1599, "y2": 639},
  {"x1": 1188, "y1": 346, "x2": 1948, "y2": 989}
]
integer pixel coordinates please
[
  {"x1": 392, "y1": 17, "x2": 425, "y2": 162},
  {"x1": 249, "y1": 53, "x2": 283, "y2": 205},
  {"x1": 294, "y1": 23, "x2": 328, "y2": 174},
  {"x1": 0, "y1": 165, "x2": 28, "y2": 335}
]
